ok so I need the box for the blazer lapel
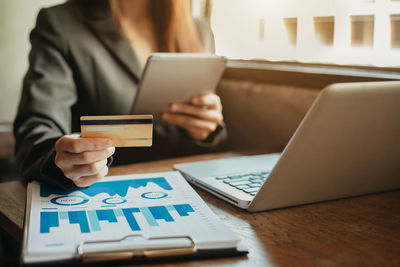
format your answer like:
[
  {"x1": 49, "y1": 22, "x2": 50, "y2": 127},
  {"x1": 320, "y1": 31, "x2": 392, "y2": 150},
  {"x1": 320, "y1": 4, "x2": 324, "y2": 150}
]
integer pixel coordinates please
[{"x1": 81, "y1": 1, "x2": 143, "y2": 82}]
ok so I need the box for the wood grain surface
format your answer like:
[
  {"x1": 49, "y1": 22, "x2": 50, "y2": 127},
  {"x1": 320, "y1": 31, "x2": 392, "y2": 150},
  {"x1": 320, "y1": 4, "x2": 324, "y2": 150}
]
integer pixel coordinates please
[{"x1": 0, "y1": 151, "x2": 399, "y2": 267}]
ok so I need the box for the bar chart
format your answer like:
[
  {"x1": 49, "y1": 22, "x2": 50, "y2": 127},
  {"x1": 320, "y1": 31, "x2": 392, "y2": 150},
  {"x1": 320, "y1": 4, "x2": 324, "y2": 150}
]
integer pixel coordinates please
[{"x1": 40, "y1": 204, "x2": 195, "y2": 234}]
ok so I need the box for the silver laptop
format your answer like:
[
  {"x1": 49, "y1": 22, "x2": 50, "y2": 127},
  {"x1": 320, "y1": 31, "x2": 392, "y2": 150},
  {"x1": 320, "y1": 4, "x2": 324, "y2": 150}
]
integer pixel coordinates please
[{"x1": 174, "y1": 82, "x2": 400, "y2": 212}]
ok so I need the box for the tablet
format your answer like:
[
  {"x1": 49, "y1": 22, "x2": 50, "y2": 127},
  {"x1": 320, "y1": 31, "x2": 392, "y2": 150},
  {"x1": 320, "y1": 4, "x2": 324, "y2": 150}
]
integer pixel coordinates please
[{"x1": 132, "y1": 53, "x2": 227, "y2": 124}]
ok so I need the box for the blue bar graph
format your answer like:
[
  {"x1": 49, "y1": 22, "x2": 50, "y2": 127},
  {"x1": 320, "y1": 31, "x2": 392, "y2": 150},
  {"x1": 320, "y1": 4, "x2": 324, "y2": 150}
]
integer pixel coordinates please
[
  {"x1": 68, "y1": 211, "x2": 90, "y2": 233},
  {"x1": 40, "y1": 204, "x2": 195, "y2": 234},
  {"x1": 87, "y1": 210, "x2": 101, "y2": 231},
  {"x1": 166, "y1": 205, "x2": 175, "y2": 211},
  {"x1": 59, "y1": 211, "x2": 68, "y2": 220},
  {"x1": 149, "y1": 206, "x2": 174, "y2": 222},
  {"x1": 113, "y1": 209, "x2": 124, "y2": 217},
  {"x1": 173, "y1": 204, "x2": 195, "y2": 216},
  {"x1": 40, "y1": 212, "x2": 59, "y2": 233},
  {"x1": 140, "y1": 207, "x2": 158, "y2": 226},
  {"x1": 122, "y1": 208, "x2": 141, "y2": 231},
  {"x1": 96, "y1": 210, "x2": 118, "y2": 223}
]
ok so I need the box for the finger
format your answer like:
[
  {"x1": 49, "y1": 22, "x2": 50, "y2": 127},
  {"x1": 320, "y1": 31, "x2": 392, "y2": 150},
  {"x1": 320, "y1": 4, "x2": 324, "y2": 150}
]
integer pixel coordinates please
[
  {"x1": 57, "y1": 147, "x2": 115, "y2": 166},
  {"x1": 162, "y1": 113, "x2": 218, "y2": 133},
  {"x1": 170, "y1": 104, "x2": 223, "y2": 124},
  {"x1": 63, "y1": 159, "x2": 108, "y2": 181},
  {"x1": 191, "y1": 93, "x2": 222, "y2": 111},
  {"x1": 56, "y1": 135, "x2": 113, "y2": 153},
  {"x1": 73, "y1": 164, "x2": 109, "y2": 188}
]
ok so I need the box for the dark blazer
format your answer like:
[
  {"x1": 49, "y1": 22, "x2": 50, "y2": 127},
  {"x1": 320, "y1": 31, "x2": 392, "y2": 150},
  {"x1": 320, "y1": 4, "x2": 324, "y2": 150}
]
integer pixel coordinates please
[{"x1": 14, "y1": 0, "x2": 227, "y2": 190}]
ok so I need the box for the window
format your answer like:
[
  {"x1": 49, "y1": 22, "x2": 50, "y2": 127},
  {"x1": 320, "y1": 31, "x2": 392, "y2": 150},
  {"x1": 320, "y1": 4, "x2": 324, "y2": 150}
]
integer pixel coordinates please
[
  {"x1": 259, "y1": 19, "x2": 265, "y2": 41},
  {"x1": 284, "y1": 18, "x2": 298, "y2": 46},
  {"x1": 391, "y1": 14, "x2": 400, "y2": 48},
  {"x1": 314, "y1": 16, "x2": 334, "y2": 46},
  {"x1": 210, "y1": 0, "x2": 400, "y2": 67},
  {"x1": 351, "y1": 15, "x2": 374, "y2": 47}
]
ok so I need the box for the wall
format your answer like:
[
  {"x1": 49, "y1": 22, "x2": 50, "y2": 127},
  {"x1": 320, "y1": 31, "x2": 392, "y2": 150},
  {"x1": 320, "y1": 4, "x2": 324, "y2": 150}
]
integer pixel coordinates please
[
  {"x1": 211, "y1": 0, "x2": 400, "y2": 66},
  {"x1": 0, "y1": 0, "x2": 65, "y2": 123}
]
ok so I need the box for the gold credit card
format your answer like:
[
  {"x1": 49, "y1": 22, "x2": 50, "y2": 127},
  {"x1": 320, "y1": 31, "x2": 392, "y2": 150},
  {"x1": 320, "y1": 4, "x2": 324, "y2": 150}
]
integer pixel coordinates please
[{"x1": 80, "y1": 115, "x2": 153, "y2": 147}]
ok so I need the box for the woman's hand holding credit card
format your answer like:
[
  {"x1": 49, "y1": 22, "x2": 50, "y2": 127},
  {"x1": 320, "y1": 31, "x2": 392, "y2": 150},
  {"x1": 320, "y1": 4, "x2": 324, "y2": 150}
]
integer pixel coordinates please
[
  {"x1": 54, "y1": 135, "x2": 115, "y2": 188},
  {"x1": 53, "y1": 115, "x2": 153, "y2": 188}
]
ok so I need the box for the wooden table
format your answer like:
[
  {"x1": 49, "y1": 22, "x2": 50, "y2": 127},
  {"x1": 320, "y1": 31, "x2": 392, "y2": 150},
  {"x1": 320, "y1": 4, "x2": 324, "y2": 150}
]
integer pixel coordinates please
[{"x1": 0, "y1": 151, "x2": 399, "y2": 266}]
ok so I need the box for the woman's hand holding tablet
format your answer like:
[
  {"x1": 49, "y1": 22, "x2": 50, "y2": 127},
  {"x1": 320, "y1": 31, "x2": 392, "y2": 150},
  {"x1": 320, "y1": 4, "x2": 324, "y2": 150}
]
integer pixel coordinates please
[
  {"x1": 132, "y1": 53, "x2": 227, "y2": 133},
  {"x1": 162, "y1": 93, "x2": 223, "y2": 141}
]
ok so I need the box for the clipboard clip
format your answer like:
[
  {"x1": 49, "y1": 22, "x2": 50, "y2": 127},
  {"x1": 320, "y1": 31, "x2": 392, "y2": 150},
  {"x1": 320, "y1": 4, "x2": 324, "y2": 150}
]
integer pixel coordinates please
[{"x1": 76, "y1": 233, "x2": 197, "y2": 263}]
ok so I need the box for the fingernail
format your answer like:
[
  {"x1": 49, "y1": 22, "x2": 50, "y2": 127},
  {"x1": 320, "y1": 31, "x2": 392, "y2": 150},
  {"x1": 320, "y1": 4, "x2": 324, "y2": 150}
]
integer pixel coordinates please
[{"x1": 108, "y1": 147, "x2": 115, "y2": 154}]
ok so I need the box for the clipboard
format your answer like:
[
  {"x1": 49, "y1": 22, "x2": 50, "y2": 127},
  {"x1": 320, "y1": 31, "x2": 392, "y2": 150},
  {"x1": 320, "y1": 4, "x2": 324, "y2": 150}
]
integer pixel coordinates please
[
  {"x1": 21, "y1": 171, "x2": 248, "y2": 265},
  {"x1": 22, "y1": 234, "x2": 247, "y2": 266}
]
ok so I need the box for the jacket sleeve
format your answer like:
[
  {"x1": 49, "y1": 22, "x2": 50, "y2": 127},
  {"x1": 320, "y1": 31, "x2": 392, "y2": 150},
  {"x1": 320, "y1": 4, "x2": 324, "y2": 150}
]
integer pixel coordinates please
[{"x1": 13, "y1": 8, "x2": 79, "y2": 189}]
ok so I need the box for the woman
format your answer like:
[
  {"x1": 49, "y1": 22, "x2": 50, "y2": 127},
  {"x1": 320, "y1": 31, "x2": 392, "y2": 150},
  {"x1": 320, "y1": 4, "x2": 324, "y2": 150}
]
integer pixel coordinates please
[{"x1": 14, "y1": 0, "x2": 226, "y2": 189}]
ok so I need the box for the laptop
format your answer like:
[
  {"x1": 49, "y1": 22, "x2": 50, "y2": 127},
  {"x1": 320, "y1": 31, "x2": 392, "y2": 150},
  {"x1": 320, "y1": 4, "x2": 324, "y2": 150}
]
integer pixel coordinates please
[{"x1": 174, "y1": 82, "x2": 400, "y2": 212}]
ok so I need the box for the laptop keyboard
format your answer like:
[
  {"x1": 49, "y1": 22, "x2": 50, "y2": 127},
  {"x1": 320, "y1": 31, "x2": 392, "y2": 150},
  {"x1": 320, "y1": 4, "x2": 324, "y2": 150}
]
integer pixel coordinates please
[{"x1": 215, "y1": 171, "x2": 270, "y2": 196}]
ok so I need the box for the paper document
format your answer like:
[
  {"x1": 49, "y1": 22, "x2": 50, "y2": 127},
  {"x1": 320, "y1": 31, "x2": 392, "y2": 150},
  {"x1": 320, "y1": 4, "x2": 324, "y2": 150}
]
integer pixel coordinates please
[{"x1": 22, "y1": 171, "x2": 239, "y2": 264}]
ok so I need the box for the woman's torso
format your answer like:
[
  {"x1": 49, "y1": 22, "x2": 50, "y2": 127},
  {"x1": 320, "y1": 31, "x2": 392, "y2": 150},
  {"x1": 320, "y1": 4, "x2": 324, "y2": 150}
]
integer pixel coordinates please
[{"x1": 44, "y1": 0, "x2": 214, "y2": 132}]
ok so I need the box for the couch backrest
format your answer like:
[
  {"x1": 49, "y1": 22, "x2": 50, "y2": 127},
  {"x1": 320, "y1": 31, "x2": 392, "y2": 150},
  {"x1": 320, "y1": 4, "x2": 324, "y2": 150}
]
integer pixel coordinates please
[{"x1": 218, "y1": 79, "x2": 320, "y2": 150}]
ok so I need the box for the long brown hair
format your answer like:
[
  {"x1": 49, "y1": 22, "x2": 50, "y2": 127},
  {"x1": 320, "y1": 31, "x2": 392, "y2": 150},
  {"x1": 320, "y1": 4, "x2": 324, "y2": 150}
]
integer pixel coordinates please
[
  {"x1": 111, "y1": 0, "x2": 203, "y2": 53},
  {"x1": 150, "y1": 0, "x2": 202, "y2": 52}
]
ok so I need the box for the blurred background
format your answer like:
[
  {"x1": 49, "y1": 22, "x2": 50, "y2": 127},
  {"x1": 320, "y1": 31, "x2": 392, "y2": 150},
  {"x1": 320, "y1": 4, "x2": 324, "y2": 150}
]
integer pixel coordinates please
[{"x1": 0, "y1": 0, "x2": 64, "y2": 124}]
